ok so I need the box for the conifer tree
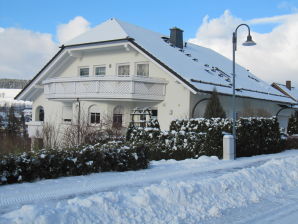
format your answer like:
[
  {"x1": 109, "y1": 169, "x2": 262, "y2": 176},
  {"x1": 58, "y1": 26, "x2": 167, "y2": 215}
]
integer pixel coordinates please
[
  {"x1": 6, "y1": 106, "x2": 19, "y2": 133},
  {"x1": 288, "y1": 111, "x2": 298, "y2": 135},
  {"x1": 204, "y1": 88, "x2": 226, "y2": 118},
  {"x1": 0, "y1": 115, "x2": 3, "y2": 130}
]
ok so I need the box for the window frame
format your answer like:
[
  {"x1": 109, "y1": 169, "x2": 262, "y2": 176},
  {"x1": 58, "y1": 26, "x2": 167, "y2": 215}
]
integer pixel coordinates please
[
  {"x1": 62, "y1": 106, "x2": 73, "y2": 124},
  {"x1": 113, "y1": 113, "x2": 123, "y2": 128},
  {"x1": 117, "y1": 63, "x2": 130, "y2": 77},
  {"x1": 135, "y1": 62, "x2": 149, "y2": 77},
  {"x1": 93, "y1": 65, "x2": 106, "y2": 76},
  {"x1": 90, "y1": 112, "x2": 101, "y2": 124},
  {"x1": 79, "y1": 66, "x2": 90, "y2": 77}
]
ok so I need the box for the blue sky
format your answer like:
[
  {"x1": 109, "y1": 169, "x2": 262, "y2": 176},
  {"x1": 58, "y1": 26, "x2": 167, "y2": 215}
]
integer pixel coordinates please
[
  {"x1": 0, "y1": 0, "x2": 298, "y2": 85},
  {"x1": 1, "y1": 0, "x2": 297, "y2": 40}
]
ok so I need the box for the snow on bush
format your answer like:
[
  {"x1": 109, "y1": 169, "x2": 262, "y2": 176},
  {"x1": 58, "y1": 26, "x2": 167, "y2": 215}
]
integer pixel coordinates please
[
  {"x1": 127, "y1": 117, "x2": 283, "y2": 160},
  {"x1": 0, "y1": 142, "x2": 148, "y2": 185}
]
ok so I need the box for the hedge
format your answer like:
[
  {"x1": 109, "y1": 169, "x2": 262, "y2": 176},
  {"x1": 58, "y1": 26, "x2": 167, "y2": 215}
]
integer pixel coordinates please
[
  {"x1": 0, "y1": 142, "x2": 148, "y2": 185},
  {"x1": 127, "y1": 117, "x2": 283, "y2": 160}
]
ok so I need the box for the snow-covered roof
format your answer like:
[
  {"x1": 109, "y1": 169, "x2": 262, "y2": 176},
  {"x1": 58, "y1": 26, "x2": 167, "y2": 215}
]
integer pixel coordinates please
[
  {"x1": 65, "y1": 18, "x2": 295, "y2": 104},
  {"x1": 272, "y1": 83, "x2": 298, "y2": 102},
  {"x1": 17, "y1": 18, "x2": 295, "y2": 104}
]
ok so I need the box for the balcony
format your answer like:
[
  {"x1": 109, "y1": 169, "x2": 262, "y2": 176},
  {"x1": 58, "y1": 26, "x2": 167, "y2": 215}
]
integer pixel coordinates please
[
  {"x1": 26, "y1": 121, "x2": 43, "y2": 138},
  {"x1": 43, "y1": 76, "x2": 167, "y2": 101}
]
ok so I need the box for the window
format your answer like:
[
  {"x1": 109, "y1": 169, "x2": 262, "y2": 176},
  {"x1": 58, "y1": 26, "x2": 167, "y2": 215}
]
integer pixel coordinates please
[
  {"x1": 113, "y1": 114, "x2": 123, "y2": 128},
  {"x1": 90, "y1": 113, "x2": 100, "y2": 124},
  {"x1": 36, "y1": 106, "x2": 44, "y2": 122},
  {"x1": 136, "y1": 63, "x2": 149, "y2": 77},
  {"x1": 113, "y1": 105, "x2": 124, "y2": 128},
  {"x1": 94, "y1": 66, "x2": 106, "y2": 76},
  {"x1": 151, "y1": 109, "x2": 158, "y2": 119},
  {"x1": 89, "y1": 105, "x2": 101, "y2": 124},
  {"x1": 117, "y1": 64, "x2": 130, "y2": 77},
  {"x1": 79, "y1": 67, "x2": 89, "y2": 77},
  {"x1": 62, "y1": 106, "x2": 72, "y2": 123}
]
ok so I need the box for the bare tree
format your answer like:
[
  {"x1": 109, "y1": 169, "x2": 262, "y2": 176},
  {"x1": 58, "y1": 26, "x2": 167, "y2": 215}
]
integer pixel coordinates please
[{"x1": 61, "y1": 109, "x2": 124, "y2": 148}]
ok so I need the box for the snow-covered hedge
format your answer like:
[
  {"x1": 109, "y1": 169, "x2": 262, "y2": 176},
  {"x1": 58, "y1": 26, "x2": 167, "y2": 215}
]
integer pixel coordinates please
[
  {"x1": 284, "y1": 136, "x2": 298, "y2": 149},
  {"x1": 127, "y1": 117, "x2": 283, "y2": 160},
  {"x1": 0, "y1": 142, "x2": 148, "y2": 185}
]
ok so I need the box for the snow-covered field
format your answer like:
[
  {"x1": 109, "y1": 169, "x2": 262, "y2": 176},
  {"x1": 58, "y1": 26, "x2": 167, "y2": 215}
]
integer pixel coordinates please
[
  {"x1": 0, "y1": 88, "x2": 31, "y2": 107},
  {"x1": 0, "y1": 150, "x2": 298, "y2": 224}
]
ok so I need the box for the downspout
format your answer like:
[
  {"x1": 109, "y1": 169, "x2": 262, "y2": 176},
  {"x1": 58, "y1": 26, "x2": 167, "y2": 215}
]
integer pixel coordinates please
[{"x1": 77, "y1": 98, "x2": 80, "y2": 145}]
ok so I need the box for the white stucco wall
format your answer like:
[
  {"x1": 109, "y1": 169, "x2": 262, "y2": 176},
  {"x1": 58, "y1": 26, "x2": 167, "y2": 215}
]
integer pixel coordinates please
[
  {"x1": 190, "y1": 92, "x2": 293, "y2": 131},
  {"x1": 31, "y1": 43, "x2": 192, "y2": 136}
]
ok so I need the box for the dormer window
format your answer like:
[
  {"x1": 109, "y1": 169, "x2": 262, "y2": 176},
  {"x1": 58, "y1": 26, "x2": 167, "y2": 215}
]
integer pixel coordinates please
[
  {"x1": 136, "y1": 63, "x2": 149, "y2": 77},
  {"x1": 79, "y1": 67, "x2": 89, "y2": 77},
  {"x1": 117, "y1": 64, "x2": 130, "y2": 77},
  {"x1": 94, "y1": 66, "x2": 106, "y2": 76}
]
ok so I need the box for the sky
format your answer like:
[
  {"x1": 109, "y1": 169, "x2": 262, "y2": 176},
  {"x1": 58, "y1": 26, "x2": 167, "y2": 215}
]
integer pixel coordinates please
[{"x1": 0, "y1": 0, "x2": 298, "y2": 86}]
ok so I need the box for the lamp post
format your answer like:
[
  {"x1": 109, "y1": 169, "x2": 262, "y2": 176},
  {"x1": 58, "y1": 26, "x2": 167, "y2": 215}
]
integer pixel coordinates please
[{"x1": 232, "y1": 24, "x2": 256, "y2": 157}]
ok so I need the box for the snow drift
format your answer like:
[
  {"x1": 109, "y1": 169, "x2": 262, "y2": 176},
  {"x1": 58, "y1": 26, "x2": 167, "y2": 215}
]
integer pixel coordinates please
[{"x1": 1, "y1": 152, "x2": 298, "y2": 224}]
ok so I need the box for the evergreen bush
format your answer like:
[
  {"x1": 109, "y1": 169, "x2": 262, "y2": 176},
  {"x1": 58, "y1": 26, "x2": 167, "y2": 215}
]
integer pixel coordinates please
[
  {"x1": 0, "y1": 142, "x2": 148, "y2": 185},
  {"x1": 287, "y1": 111, "x2": 298, "y2": 135},
  {"x1": 128, "y1": 117, "x2": 283, "y2": 160},
  {"x1": 204, "y1": 89, "x2": 226, "y2": 118}
]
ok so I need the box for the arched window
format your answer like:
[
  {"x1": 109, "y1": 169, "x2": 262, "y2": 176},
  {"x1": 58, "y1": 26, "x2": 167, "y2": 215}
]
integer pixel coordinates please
[
  {"x1": 89, "y1": 105, "x2": 100, "y2": 124},
  {"x1": 113, "y1": 105, "x2": 123, "y2": 128},
  {"x1": 35, "y1": 106, "x2": 44, "y2": 122}
]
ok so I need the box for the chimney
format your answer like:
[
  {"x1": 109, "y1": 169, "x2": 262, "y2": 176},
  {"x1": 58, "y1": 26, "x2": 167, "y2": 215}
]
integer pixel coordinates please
[
  {"x1": 286, "y1": 80, "x2": 292, "y2": 90},
  {"x1": 170, "y1": 27, "x2": 184, "y2": 48}
]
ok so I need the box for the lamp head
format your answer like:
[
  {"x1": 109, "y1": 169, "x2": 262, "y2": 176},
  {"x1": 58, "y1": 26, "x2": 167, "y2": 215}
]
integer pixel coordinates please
[{"x1": 242, "y1": 34, "x2": 256, "y2": 46}]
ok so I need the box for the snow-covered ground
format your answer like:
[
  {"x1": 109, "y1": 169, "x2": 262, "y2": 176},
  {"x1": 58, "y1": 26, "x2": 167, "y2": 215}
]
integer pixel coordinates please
[
  {"x1": 0, "y1": 150, "x2": 298, "y2": 223},
  {"x1": 0, "y1": 88, "x2": 31, "y2": 107}
]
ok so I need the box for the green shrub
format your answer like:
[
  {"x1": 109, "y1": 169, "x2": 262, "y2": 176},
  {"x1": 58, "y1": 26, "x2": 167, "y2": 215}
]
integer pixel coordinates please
[
  {"x1": 0, "y1": 142, "x2": 148, "y2": 185},
  {"x1": 284, "y1": 136, "x2": 298, "y2": 149},
  {"x1": 288, "y1": 111, "x2": 298, "y2": 135},
  {"x1": 128, "y1": 117, "x2": 283, "y2": 160},
  {"x1": 204, "y1": 88, "x2": 226, "y2": 118}
]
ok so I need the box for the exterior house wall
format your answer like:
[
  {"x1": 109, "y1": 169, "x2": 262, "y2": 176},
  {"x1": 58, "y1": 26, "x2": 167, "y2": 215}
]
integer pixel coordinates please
[
  {"x1": 29, "y1": 45, "x2": 192, "y2": 142},
  {"x1": 190, "y1": 92, "x2": 292, "y2": 131},
  {"x1": 29, "y1": 43, "x2": 292, "y2": 144}
]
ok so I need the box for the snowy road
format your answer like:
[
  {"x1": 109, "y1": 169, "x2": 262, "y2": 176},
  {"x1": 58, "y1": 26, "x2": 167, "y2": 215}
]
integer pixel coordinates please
[
  {"x1": 0, "y1": 150, "x2": 298, "y2": 223},
  {"x1": 204, "y1": 186, "x2": 298, "y2": 224}
]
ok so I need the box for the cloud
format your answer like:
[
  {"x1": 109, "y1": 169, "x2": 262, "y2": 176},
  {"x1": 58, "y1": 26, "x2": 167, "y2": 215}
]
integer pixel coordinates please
[
  {"x1": 0, "y1": 16, "x2": 91, "y2": 80},
  {"x1": 189, "y1": 10, "x2": 298, "y2": 86},
  {"x1": 278, "y1": 1, "x2": 298, "y2": 12},
  {"x1": 0, "y1": 27, "x2": 58, "y2": 80},
  {"x1": 57, "y1": 16, "x2": 90, "y2": 44}
]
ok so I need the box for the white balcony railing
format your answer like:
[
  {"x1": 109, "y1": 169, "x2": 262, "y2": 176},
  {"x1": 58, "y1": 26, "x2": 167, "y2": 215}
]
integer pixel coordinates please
[{"x1": 43, "y1": 76, "x2": 167, "y2": 101}]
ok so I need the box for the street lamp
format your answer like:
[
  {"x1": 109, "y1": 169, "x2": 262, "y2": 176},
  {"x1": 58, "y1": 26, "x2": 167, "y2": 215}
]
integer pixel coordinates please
[{"x1": 232, "y1": 24, "x2": 256, "y2": 158}]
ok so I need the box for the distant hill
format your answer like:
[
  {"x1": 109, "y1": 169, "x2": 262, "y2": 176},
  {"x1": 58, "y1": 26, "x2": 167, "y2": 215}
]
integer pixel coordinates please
[{"x1": 0, "y1": 79, "x2": 29, "y2": 89}]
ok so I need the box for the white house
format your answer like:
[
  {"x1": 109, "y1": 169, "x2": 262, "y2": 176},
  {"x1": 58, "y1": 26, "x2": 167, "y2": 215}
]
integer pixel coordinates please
[{"x1": 16, "y1": 18, "x2": 296, "y2": 143}]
